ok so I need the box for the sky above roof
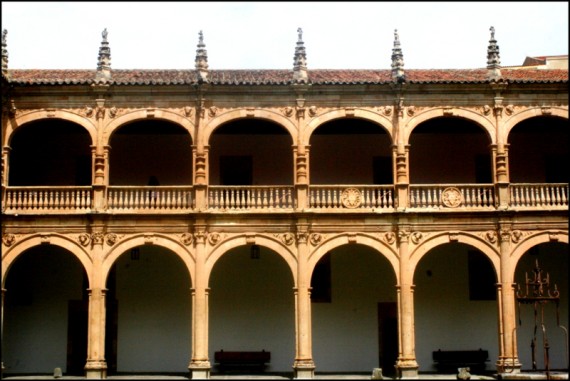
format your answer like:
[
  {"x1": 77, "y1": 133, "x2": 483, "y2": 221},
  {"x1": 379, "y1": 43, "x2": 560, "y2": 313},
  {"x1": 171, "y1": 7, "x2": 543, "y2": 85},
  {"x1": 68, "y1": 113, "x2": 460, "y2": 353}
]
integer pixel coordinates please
[{"x1": 1, "y1": 1, "x2": 568, "y2": 70}]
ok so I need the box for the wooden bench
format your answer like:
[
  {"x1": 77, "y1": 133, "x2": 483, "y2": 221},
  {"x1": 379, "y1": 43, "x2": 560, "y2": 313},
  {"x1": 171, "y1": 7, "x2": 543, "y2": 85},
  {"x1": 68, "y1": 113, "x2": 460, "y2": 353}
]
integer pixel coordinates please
[
  {"x1": 214, "y1": 350, "x2": 270, "y2": 372},
  {"x1": 433, "y1": 349, "x2": 489, "y2": 373}
]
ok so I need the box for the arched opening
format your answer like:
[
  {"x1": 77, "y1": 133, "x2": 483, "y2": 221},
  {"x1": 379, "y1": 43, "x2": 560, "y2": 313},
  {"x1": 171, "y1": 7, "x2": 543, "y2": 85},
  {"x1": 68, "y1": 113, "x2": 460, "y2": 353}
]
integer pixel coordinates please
[
  {"x1": 311, "y1": 244, "x2": 397, "y2": 376},
  {"x1": 209, "y1": 119, "x2": 293, "y2": 185},
  {"x1": 8, "y1": 120, "x2": 92, "y2": 186},
  {"x1": 310, "y1": 119, "x2": 392, "y2": 184},
  {"x1": 3, "y1": 246, "x2": 88, "y2": 376},
  {"x1": 508, "y1": 116, "x2": 568, "y2": 183},
  {"x1": 109, "y1": 120, "x2": 193, "y2": 185},
  {"x1": 513, "y1": 242, "x2": 568, "y2": 371},
  {"x1": 409, "y1": 117, "x2": 491, "y2": 184},
  {"x1": 106, "y1": 245, "x2": 191, "y2": 374},
  {"x1": 209, "y1": 245, "x2": 295, "y2": 375},
  {"x1": 414, "y1": 242, "x2": 498, "y2": 374}
]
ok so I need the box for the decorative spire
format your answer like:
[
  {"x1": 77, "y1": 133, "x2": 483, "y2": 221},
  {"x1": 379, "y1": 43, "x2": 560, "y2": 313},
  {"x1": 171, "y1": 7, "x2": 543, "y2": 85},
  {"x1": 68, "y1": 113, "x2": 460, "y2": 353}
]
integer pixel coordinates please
[
  {"x1": 292, "y1": 27, "x2": 308, "y2": 84},
  {"x1": 2, "y1": 29, "x2": 8, "y2": 77},
  {"x1": 486, "y1": 26, "x2": 502, "y2": 81},
  {"x1": 95, "y1": 28, "x2": 112, "y2": 82},
  {"x1": 391, "y1": 29, "x2": 405, "y2": 83},
  {"x1": 195, "y1": 30, "x2": 209, "y2": 83}
]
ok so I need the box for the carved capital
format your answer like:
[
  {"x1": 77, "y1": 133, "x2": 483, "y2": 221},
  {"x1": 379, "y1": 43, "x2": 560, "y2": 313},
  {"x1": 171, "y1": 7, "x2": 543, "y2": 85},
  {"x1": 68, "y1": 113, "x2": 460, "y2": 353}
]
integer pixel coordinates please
[
  {"x1": 91, "y1": 231, "x2": 105, "y2": 246},
  {"x1": 296, "y1": 231, "x2": 309, "y2": 244}
]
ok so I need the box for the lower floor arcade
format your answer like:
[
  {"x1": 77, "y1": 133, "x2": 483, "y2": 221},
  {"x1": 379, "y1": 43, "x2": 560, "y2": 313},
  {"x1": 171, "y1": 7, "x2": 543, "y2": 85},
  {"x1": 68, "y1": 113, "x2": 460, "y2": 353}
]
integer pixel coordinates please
[{"x1": 1, "y1": 226, "x2": 568, "y2": 379}]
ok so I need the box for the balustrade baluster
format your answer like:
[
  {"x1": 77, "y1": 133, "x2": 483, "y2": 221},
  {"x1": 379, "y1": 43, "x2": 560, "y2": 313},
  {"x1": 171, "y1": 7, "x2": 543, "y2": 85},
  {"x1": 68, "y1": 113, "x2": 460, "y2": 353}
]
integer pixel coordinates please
[
  {"x1": 554, "y1": 186, "x2": 561, "y2": 206},
  {"x1": 561, "y1": 186, "x2": 568, "y2": 206}
]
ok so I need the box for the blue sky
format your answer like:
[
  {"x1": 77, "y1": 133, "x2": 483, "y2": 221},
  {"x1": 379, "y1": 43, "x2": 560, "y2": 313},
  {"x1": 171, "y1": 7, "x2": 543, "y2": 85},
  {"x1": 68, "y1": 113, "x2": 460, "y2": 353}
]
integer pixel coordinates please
[{"x1": 2, "y1": 1, "x2": 568, "y2": 70}]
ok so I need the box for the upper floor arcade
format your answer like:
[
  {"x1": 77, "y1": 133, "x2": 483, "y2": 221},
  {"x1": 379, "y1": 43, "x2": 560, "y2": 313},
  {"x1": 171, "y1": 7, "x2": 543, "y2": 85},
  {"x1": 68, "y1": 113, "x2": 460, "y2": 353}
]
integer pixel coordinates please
[{"x1": 2, "y1": 102, "x2": 568, "y2": 215}]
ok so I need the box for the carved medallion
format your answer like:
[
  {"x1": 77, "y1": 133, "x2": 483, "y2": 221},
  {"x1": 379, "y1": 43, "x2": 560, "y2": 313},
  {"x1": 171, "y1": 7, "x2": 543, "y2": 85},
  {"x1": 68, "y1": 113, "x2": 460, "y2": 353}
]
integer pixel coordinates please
[
  {"x1": 340, "y1": 188, "x2": 362, "y2": 209},
  {"x1": 441, "y1": 187, "x2": 463, "y2": 208}
]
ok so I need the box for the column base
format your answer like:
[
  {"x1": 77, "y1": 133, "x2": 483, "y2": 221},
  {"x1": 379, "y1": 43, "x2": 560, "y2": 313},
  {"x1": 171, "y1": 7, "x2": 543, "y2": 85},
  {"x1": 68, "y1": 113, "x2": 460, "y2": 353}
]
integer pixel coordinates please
[
  {"x1": 84, "y1": 360, "x2": 107, "y2": 379},
  {"x1": 496, "y1": 358, "x2": 522, "y2": 374},
  {"x1": 395, "y1": 359, "x2": 419, "y2": 379},
  {"x1": 293, "y1": 359, "x2": 315, "y2": 379},
  {"x1": 189, "y1": 360, "x2": 211, "y2": 379}
]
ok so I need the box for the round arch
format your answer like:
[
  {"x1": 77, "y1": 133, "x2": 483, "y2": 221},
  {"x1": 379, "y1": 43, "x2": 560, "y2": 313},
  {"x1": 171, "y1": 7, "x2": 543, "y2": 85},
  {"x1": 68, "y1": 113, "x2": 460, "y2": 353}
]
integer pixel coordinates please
[
  {"x1": 303, "y1": 109, "x2": 393, "y2": 145},
  {"x1": 408, "y1": 231, "x2": 500, "y2": 282},
  {"x1": 205, "y1": 234, "x2": 297, "y2": 285},
  {"x1": 102, "y1": 234, "x2": 195, "y2": 288},
  {"x1": 103, "y1": 109, "x2": 195, "y2": 145},
  {"x1": 403, "y1": 108, "x2": 495, "y2": 145},
  {"x1": 202, "y1": 109, "x2": 297, "y2": 145},
  {"x1": 6, "y1": 111, "x2": 97, "y2": 147},
  {"x1": 503, "y1": 107, "x2": 568, "y2": 141},
  {"x1": 2, "y1": 234, "x2": 93, "y2": 287},
  {"x1": 307, "y1": 233, "x2": 399, "y2": 284},
  {"x1": 507, "y1": 231, "x2": 568, "y2": 284}
]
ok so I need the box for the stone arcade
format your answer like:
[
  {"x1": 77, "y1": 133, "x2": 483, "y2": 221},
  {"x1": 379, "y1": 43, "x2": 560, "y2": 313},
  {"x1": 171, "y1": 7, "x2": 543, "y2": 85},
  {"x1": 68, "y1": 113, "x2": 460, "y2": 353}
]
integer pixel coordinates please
[{"x1": 1, "y1": 27, "x2": 568, "y2": 379}]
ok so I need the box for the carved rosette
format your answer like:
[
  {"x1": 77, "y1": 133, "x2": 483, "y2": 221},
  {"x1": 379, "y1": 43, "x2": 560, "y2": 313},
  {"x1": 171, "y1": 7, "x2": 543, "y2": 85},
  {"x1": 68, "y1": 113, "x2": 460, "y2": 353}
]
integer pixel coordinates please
[
  {"x1": 2, "y1": 233, "x2": 16, "y2": 247},
  {"x1": 208, "y1": 106, "x2": 218, "y2": 117},
  {"x1": 106, "y1": 233, "x2": 118, "y2": 246},
  {"x1": 383, "y1": 232, "x2": 396, "y2": 245},
  {"x1": 183, "y1": 106, "x2": 193, "y2": 117},
  {"x1": 309, "y1": 233, "x2": 324, "y2": 246},
  {"x1": 207, "y1": 232, "x2": 222, "y2": 246},
  {"x1": 276, "y1": 232, "x2": 295, "y2": 246},
  {"x1": 510, "y1": 230, "x2": 523, "y2": 243},
  {"x1": 180, "y1": 233, "x2": 193, "y2": 246},
  {"x1": 484, "y1": 230, "x2": 497, "y2": 244},
  {"x1": 410, "y1": 231, "x2": 423, "y2": 245},
  {"x1": 308, "y1": 106, "x2": 318, "y2": 117},
  {"x1": 78, "y1": 233, "x2": 91, "y2": 247},
  {"x1": 341, "y1": 187, "x2": 362, "y2": 208},
  {"x1": 441, "y1": 187, "x2": 463, "y2": 208},
  {"x1": 282, "y1": 107, "x2": 294, "y2": 117}
]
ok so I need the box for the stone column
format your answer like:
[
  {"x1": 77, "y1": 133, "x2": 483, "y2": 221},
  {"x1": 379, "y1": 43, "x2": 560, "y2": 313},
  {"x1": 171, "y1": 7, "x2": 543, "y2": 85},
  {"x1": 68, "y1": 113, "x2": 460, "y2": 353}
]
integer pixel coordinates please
[
  {"x1": 189, "y1": 228, "x2": 211, "y2": 379},
  {"x1": 395, "y1": 228, "x2": 419, "y2": 378},
  {"x1": 294, "y1": 145, "x2": 310, "y2": 210},
  {"x1": 496, "y1": 226, "x2": 522, "y2": 373},
  {"x1": 84, "y1": 231, "x2": 108, "y2": 379},
  {"x1": 293, "y1": 228, "x2": 315, "y2": 379}
]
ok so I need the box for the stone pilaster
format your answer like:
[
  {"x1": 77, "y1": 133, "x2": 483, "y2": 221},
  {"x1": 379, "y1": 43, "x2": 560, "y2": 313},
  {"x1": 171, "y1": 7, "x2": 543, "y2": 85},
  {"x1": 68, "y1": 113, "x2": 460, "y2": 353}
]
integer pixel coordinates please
[
  {"x1": 293, "y1": 226, "x2": 315, "y2": 379},
  {"x1": 393, "y1": 144, "x2": 410, "y2": 211}
]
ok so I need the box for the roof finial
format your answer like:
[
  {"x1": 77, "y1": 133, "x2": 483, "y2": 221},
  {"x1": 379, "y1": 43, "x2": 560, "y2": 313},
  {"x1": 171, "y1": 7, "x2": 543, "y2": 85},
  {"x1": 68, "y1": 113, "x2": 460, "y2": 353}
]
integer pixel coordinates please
[
  {"x1": 391, "y1": 29, "x2": 405, "y2": 83},
  {"x1": 486, "y1": 26, "x2": 502, "y2": 81},
  {"x1": 195, "y1": 30, "x2": 209, "y2": 83},
  {"x1": 95, "y1": 28, "x2": 112, "y2": 82},
  {"x1": 292, "y1": 27, "x2": 308, "y2": 84},
  {"x1": 2, "y1": 29, "x2": 8, "y2": 77}
]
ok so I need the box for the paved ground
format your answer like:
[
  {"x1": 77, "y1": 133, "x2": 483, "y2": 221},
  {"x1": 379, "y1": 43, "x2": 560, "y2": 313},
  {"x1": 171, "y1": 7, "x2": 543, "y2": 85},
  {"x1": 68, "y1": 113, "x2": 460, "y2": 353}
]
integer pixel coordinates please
[{"x1": 0, "y1": 372, "x2": 499, "y2": 380}]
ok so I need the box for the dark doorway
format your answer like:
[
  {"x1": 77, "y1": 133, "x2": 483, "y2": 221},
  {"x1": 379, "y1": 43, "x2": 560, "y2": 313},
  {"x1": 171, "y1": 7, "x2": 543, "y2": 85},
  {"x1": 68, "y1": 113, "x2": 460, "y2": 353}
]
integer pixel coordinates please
[{"x1": 378, "y1": 302, "x2": 398, "y2": 377}]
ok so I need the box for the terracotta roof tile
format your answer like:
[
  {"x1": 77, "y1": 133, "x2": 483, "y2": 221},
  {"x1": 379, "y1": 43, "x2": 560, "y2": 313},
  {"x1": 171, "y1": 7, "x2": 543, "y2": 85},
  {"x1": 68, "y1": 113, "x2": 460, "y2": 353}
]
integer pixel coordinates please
[{"x1": 5, "y1": 68, "x2": 567, "y2": 86}]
